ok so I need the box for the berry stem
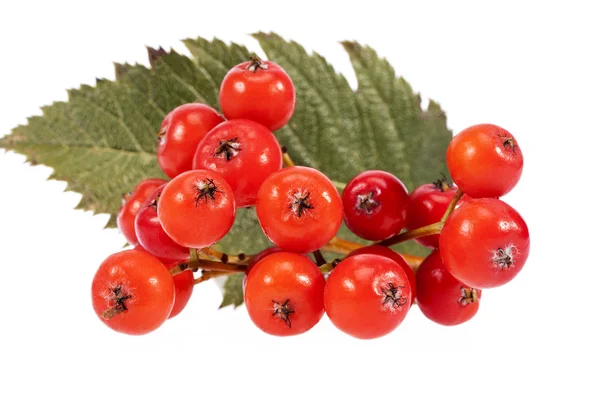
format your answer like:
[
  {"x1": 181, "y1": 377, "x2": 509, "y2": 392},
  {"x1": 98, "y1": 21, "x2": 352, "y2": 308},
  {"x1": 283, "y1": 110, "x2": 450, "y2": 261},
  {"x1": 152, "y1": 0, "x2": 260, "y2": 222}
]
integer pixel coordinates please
[
  {"x1": 194, "y1": 270, "x2": 238, "y2": 285},
  {"x1": 198, "y1": 247, "x2": 250, "y2": 265},
  {"x1": 281, "y1": 146, "x2": 295, "y2": 168},
  {"x1": 377, "y1": 222, "x2": 444, "y2": 247},
  {"x1": 440, "y1": 187, "x2": 464, "y2": 223},
  {"x1": 321, "y1": 237, "x2": 424, "y2": 269},
  {"x1": 313, "y1": 249, "x2": 327, "y2": 266},
  {"x1": 323, "y1": 236, "x2": 362, "y2": 253},
  {"x1": 170, "y1": 259, "x2": 247, "y2": 276}
]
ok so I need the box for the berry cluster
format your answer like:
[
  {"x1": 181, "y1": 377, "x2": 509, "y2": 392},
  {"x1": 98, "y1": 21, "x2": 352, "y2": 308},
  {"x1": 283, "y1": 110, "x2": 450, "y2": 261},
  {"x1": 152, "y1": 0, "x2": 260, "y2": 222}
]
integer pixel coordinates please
[{"x1": 92, "y1": 56, "x2": 530, "y2": 339}]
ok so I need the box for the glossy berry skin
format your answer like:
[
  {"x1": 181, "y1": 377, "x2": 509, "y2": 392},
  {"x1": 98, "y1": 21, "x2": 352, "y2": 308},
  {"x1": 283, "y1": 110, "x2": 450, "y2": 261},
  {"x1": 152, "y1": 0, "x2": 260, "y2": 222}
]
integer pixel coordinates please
[
  {"x1": 157, "y1": 103, "x2": 224, "y2": 179},
  {"x1": 244, "y1": 252, "x2": 325, "y2": 336},
  {"x1": 219, "y1": 58, "x2": 295, "y2": 131},
  {"x1": 439, "y1": 198, "x2": 530, "y2": 289},
  {"x1": 117, "y1": 178, "x2": 167, "y2": 246},
  {"x1": 416, "y1": 250, "x2": 482, "y2": 326},
  {"x1": 256, "y1": 166, "x2": 343, "y2": 254},
  {"x1": 324, "y1": 254, "x2": 412, "y2": 339},
  {"x1": 446, "y1": 124, "x2": 523, "y2": 198},
  {"x1": 342, "y1": 170, "x2": 409, "y2": 241},
  {"x1": 157, "y1": 170, "x2": 235, "y2": 248},
  {"x1": 348, "y1": 245, "x2": 416, "y2": 305},
  {"x1": 91, "y1": 249, "x2": 175, "y2": 335},
  {"x1": 192, "y1": 119, "x2": 282, "y2": 207},
  {"x1": 406, "y1": 180, "x2": 468, "y2": 248},
  {"x1": 168, "y1": 269, "x2": 194, "y2": 319},
  {"x1": 134, "y1": 184, "x2": 189, "y2": 263}
]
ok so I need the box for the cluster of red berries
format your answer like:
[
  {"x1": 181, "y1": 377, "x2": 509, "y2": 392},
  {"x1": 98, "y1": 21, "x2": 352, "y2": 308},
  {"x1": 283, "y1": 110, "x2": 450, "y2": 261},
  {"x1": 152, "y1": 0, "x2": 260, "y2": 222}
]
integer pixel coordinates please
[{"x1": 91, "y1": 56, "x2": 530, "y2": 340}]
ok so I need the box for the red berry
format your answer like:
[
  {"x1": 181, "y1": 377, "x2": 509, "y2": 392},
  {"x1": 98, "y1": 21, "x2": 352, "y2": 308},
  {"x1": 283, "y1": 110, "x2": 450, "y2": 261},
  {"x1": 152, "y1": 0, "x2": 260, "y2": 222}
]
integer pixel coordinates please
[
  {"x1": 348, "y1": 245, "x2": 416, "y2": 305},
  {"x1": 157, "y1": 170, "x2": 236, "y2": 248},
  {"x1": 91, "y1": 249, "x2": 175, "y2": 335},
  {"x1": 446, "y1": 124, "x2": 523, "y2": 198},
  {"x1": 256, "y1": 166, "x2": 343, "y2": 253},
  {"x1": 157, "y1": 103, "x2": 224, "y2": 178},
  {"x1": 324, "y1": 254, "x2": 412, "y2": 339},
  {"x1": 134, "y1": 184, "x2": 189, "y2": 263},
  {"x1": 439, "y1": 198, "x2": 530, "y2": 288},
  {"x1": 342, "y1": 170, "x2": 409, "y2": 241},
  {"x1": 416, "y1": 250, "x2": 482, "y2": 326},
  {"x1": 219, "y1": 58, "x2": 295, "y2": 131},
  {"x1": 406, "y1": 178, "x2": 468, "y2": 248},
  {"x1": 169, "y1": 269, "x2": 194, "y2": 319},
  {"x1": 117, "y1": 178, "x2": 167, "y2": 246},
  {"x1": 192, "y1": 119, "x2": 282, "y2": 207},
  {"x1": 244, "y1": 252, "x2": 325, "y2": 336}
]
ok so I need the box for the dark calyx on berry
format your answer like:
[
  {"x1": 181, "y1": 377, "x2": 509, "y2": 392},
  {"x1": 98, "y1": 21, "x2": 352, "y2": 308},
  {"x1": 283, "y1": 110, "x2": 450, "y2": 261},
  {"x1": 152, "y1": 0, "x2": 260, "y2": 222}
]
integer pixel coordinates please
[
  {"x1": 214, "y1": 137, "x2": 242, "y2": 161},
  {"x1": 381, "y1": 283, "x2": 408, "y2": 309},
  {"x1": 492, "y1": 245, "x2": 516, "y2": 270},
  {"x1": 246, "y1": 55, "x2": 268, "y2": 73},
  {"x1": 355, "y1": 191, "x2": 380, "y2": 214},
  {"x1": 289, "y1": 190, "x2": 314, "y2": 218},
  {"x1": 432, "y1": 174, "x2": 451, "y2": 192},
  {"x1": 458, "y1": 287, "x2": 478, "y2": 306},
  {"x1": 499, "y1": 135, "x2": 516, "y2": 152},
  {"x1": 102, "y1": 285, "x2": 132, "y2": 320},
  {"x1": 194, "y1": 178, "x2": 220, "y2": 206},
  {"x1": 272, "y1": 299, "x2": 294, "y2": 328}
]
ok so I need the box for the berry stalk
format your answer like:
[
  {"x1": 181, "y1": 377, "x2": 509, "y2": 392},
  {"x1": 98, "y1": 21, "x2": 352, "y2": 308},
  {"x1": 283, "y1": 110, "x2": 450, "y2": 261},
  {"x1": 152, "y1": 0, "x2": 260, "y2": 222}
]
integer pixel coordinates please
[
  {"x1": 440, "y1": 187, "x2": 464, "y2": 223},
  {"x1": 170, "y1": 259, "x2": 247, "y2": 276},
  {"x1": 377, "y1": 186, "x2": 464, "y2": 248}
]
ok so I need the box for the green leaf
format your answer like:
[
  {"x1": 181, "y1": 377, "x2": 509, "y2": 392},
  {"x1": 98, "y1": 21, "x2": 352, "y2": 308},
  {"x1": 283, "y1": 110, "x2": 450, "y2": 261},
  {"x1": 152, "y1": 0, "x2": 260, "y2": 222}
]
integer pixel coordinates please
[
  {"x1": 0, "y1": 33, "x2": 451, "y2": 306},
  {"x1": 219, "y1": 273, "x2": 245, "y2": 308}
]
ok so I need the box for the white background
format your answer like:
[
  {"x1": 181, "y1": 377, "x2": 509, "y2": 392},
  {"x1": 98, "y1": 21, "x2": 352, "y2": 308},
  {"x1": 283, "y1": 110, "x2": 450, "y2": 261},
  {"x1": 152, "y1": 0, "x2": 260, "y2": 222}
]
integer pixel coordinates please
[{"x1": 1, "y1": 0, "x2": 598, "y2": 398}]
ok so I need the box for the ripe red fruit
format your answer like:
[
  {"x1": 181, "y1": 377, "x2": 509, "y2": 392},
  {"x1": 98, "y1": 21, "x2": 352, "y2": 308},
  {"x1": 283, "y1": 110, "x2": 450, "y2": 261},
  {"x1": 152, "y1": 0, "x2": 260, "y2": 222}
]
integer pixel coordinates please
[
  {"x1": 256, "y1": 166, "x2": 343, "y2": 254},
  {"x1": 244, "y1": 252, "x2": 325, "y2": 336},
  {"x1": 91, "y1": 249, "x2": 175, "y2": 335},
  {"x1": 192, "y1": 119, "x2": 282, "y2": 207},
  {"x1": 157, "y1": 103, "x2": 224, "y2": 178},
  {"x1": 117, "y1": 178, "x2": 167, "y2": 246},
  {"x1": 157, "y1": 170, "x2": 236, "y2": 248},
  {"x1": 416, "y1": 250, "x2": 482, "y2": 326},
  {"x1": 446, "y1": 124, "x2": 523, "y2": 198},
  {"x1": 342, "y1": 170, "x2": 409, "y2": 241},
  {"x1": 169, "y1": 269, "x2": 194, "y2": 319},
  {"x1": 134, "y1": 184, "x2": 189, "y2": 263},
  {"x1": 406, "y1": 178, "x2": 468, "y2": 248},
  {"x1": 348, "y1": 245, "x2": 416, "y2": 305},
  {"x1": 324, "y1": 254, "x2": 412, "y2": 339},
  {"x1": 219, "y1": 57, "x2": 295, "y2": 131},
  {"x1": 439, "y1": 198, "x2": 530, "y2": 288}
]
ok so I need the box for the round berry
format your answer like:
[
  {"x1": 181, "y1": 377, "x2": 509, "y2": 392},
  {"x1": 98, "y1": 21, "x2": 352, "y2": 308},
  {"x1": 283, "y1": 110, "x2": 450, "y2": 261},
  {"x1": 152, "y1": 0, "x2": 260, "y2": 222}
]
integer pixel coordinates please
[
  {"x1": 157, "y1": 170, "x2": 235, "y2": 249},
  {"x1": 134, "y1": 184, "x2": 189, "y2": 263},
  {"x1": 244, "y1": 252, "x2": 325, "y2": 336},
  {"x1": 342, "y1": 170, "x2": 409, "y2": 241},
  {"x1": 406, "y1": 177, "x2": 468, "y2": 248},
  {"x1": 117, "y1": 178, "x2": 167, "y2": 246},
  {"x1": 439, "y1": 198, "x2": 530, "y2": 288},
  {"x1": 256, "y1": 166, "x2": 343, "y2": 254},
  {"x1": 157, "y1": 103, "x2": 224, "y2": 179},
  {"x1": 91, "y1": 249, "x2": 175, "y2": 335},
  {"x1": 348, "y1": 245, "x2": 416, "y2": 305},
  {"x1": 192, "y1": 119, "x2": 282, "y2": 207},
  {"x1": 324, "y1": 254, "x2": 412, "y2": 339},
  {"x1": 219, "y1": 57, "x2": 295, "y2": 131},
  {"x1": 446, "y1": 123, "x2": 523, "y2": 198},
  {"x1": 416, "y1": 250, "x2": 482, "y2": 326}
]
